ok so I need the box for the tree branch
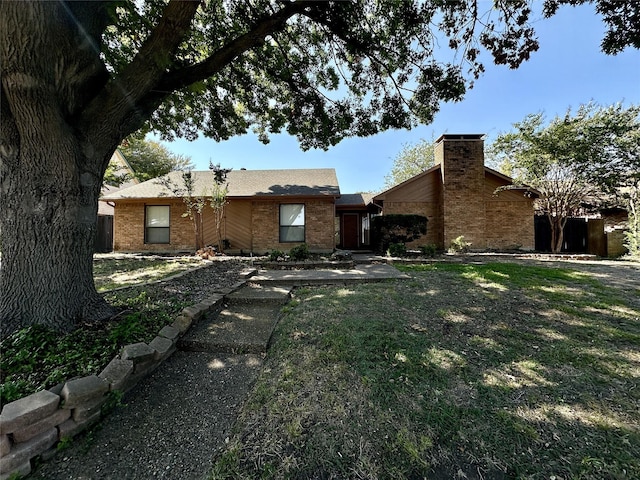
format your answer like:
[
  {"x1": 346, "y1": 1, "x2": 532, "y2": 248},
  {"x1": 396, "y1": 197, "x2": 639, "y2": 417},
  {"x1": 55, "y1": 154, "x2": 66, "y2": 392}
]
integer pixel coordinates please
[
  {"x1": 119, "y1": 0, "x2": 322, "y2": 138},
  {"x1": 82, "y1": 0, "x2": 202, "y2": 152},
  {"x1": 158, "y1": 0, "x2": 316, "y2": 93}
]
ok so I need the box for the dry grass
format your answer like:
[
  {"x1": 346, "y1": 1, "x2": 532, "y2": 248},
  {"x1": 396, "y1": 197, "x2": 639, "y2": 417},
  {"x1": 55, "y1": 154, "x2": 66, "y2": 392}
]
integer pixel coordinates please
[
  {"x1": 93, "y1": 254, "x2": 207, "y2": 291},
  {"x1": 211, "y1": 262, "x2": 640, "y2": 480}
]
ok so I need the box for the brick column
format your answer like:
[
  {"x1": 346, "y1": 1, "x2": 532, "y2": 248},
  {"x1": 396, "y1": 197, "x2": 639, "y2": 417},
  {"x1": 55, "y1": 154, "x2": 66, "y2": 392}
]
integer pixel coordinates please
[{"x1": 435, "y1": 134, "x2": 487, "y2": 250}]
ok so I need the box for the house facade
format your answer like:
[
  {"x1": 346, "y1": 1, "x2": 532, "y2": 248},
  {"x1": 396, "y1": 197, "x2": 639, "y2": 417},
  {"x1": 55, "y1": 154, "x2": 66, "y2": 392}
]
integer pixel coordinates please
[
  {"x1": 103, "y1": 134, "x2": 537, "y2": 255},
  {"x1": 373, "y1": 134, "x2": 537, "y2": 251},
  {"x1": 102, "y1": 168, "x2": 341, "y2": 254}
]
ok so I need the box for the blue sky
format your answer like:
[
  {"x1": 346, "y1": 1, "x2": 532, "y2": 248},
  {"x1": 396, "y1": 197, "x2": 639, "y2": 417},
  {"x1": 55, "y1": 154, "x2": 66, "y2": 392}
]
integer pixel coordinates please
[{"x1": 157, "y1": 2, "x2": 640, "y2": 194}]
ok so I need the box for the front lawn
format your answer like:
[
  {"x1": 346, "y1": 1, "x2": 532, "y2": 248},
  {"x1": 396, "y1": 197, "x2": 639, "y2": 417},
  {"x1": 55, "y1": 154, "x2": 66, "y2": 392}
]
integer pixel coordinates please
[
  {"x1": 93, "y1": 254, "x2": 206, "y2": 291},
  {"x1": 0, "y1": 255, "x2": 242, "y2": 404},
  {"x1": 211, "y1": 262, "x2": 640, "y2": 479}
]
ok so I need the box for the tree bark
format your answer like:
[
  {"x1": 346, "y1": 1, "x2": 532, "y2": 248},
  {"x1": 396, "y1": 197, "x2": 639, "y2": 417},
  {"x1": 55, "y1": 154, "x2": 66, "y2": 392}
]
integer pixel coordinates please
[
  {"x1": 549, "y1": 215, "x2": 565, "y2": 254},
  {"x1": 0, "y1": 136, "x2": 115, "y2": 336},
  {"x1": 0, "y1": 2, "x2": 115, "y2": 338}
]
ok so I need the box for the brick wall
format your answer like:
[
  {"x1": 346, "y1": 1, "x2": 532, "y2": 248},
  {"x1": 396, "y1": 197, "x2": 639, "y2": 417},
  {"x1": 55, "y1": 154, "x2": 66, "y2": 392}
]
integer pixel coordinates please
[
  {"x1": 251, "y1": 199, "x2": 335, "y2": 254},
  {"x1": 113, "y1": 200, "x2": 195, "y2": 252},
  {"x1": 485, "y1": 200, "x2": 535, "y2": 250}
]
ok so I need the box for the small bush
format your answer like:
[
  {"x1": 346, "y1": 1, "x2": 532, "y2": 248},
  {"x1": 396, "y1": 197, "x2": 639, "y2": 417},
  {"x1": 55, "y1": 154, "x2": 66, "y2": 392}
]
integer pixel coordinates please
[
  {"x1": 371, "y1": 214, "x2": 428, "y2": 254},
  {"x1": 448, "y1": 236, "x2": 471, "y2": 254},
  {"x1": 289, "y1": 243, "x2": 310, "y2": 261},
  {"x1": 419, "y1": 244, "x2": 438, "y2": 257},
  {"x1": 387, "y1": 243, "x2": 407, "y2": 257},
  {"x1": 268, "y1": 250, "x2": 286, "y2": 262}
]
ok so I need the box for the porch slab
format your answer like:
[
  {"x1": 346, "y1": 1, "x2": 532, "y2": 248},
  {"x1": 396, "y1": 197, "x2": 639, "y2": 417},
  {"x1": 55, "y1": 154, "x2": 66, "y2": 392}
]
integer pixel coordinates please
[{"x1": 249, "y1": 263, "x2": 409, "y2": 286}]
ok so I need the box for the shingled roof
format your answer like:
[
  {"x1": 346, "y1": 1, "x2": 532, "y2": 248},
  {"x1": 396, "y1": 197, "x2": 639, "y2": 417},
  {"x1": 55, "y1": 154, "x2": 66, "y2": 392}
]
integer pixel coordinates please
[
  {"x1": 335, "y1": 193, "x2": 375, "y2": 207},
  {"x1": 102, "y1": 168, "x2": 341, "y2": 200}
]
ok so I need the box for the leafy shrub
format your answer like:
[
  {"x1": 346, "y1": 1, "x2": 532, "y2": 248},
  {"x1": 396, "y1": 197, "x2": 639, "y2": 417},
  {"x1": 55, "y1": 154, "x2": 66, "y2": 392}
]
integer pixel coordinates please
[
  {"x1": 624, "y1": 207, "x2": 639, "y2": 258},
  {"x1": 268, "y1": 250, "x2": 286, "y2": 262},
  {"x1": 108, "y1": 312, "x2": 145, "y2": 346},
  {"x1": 289, "y1": 243, "x2": 310, "y2": 261},
  {"x1": 371, "y1": 214, "x2": 428, "y2": 254},
  {"x1": 448, "y1": 235, "x2": 471, "y2": 253},
  {"x1": 419, "y1": 244, "x2": 438, "y2": 257},
  {"x1": 387, "y1": 243, "x2": 407, "y2": 257}
]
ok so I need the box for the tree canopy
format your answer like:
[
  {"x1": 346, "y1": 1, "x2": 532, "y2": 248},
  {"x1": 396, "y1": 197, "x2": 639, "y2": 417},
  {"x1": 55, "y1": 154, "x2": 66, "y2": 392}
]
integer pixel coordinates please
[
  {"x1": 104, "y1": 137, "x2": 193, "y2": 186},
  {"x1": 1, "y1": 0, "x2": 639, "y2": 338},
  {"x1": 120, "y1": 137, "x2": 193, "y2": 183},
  {"x1": 489, "y1": 102, "x2": 640, "y2": 253},
  {"x1": 383, "y1": 138, "x2": 435, "y2": 190}
]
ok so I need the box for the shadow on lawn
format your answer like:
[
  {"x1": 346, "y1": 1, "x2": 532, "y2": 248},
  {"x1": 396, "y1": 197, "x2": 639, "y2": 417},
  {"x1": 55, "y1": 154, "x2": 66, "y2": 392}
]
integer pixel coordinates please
[{"x1": 306, "y1": 263, "x2": 640, "y2": 479}]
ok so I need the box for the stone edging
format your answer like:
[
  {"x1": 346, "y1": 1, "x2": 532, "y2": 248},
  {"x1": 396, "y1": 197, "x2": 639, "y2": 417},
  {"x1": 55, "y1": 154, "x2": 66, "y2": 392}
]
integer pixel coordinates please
[{"x1": 0, "y1": 268, "x2": 256, "y2": 480}]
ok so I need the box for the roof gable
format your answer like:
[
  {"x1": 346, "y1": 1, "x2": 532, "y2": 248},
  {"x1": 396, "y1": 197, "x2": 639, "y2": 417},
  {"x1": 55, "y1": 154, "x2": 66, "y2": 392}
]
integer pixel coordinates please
[
  {"x1": 374, "y1": 165, "x2": 540, "y2": 201},
  {"x1": 374, "y1": 164, "x2": 441, "y2": 201}
]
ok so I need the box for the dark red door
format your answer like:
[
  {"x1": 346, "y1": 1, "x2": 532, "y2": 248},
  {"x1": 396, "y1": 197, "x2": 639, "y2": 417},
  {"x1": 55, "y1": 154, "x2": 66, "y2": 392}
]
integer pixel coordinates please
[{"x1": 342, "y1": 213, "x2": 359, "y2": 249}]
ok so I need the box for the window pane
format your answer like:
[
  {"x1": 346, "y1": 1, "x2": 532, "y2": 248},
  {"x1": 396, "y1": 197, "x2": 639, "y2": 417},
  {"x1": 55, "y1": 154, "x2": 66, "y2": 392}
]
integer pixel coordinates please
[
  {"x1": 146, "y1": 206, "x2": 170, "y2": 227},
  {"x1": 146, "y1": 227, "x2": 170, "y2": 244},
  {"x1": 280, "y1": 204, "x2": 304, "y2": 226},
  {"x1": 280, "y1": 226, "x2": 305, "y2": 242}
]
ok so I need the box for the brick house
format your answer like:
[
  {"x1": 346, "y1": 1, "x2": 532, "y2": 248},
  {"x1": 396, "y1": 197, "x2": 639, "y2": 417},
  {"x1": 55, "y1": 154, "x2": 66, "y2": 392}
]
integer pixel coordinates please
[
  {"x1": 103, "y1": 134, "x2": 537, "y2": 254},
  {"x1": 102, "y1": 168, "x2": 342, "y2": 254},
  {"x1": 373, "y1": 134, "x2": 538, "y2": 251}
]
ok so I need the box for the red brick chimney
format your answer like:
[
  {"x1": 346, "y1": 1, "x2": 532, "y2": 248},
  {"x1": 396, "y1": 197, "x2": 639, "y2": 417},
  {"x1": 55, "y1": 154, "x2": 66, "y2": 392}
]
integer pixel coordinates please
[{"x1": 435, "y1": 134, "x2": 486, "y2": 250}]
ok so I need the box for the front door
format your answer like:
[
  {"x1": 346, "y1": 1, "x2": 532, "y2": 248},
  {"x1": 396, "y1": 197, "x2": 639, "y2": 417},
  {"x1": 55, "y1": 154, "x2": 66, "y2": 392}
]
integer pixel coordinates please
[{"x1": 342, "y1": 213, "x2": 359, "y2": 249}]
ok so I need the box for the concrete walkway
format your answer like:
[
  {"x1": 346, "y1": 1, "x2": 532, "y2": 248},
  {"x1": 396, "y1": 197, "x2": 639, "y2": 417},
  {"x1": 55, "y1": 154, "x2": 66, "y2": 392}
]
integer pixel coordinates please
[{"x1": 32, "y1": 262, "x2": 406, "y2": 480}]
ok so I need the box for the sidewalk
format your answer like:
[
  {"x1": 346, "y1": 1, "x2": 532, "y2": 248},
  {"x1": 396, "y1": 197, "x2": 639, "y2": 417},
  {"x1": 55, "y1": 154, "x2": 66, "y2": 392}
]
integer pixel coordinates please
[{"x1": 31, "y1": 263, "x2": 405, "y2": 479}]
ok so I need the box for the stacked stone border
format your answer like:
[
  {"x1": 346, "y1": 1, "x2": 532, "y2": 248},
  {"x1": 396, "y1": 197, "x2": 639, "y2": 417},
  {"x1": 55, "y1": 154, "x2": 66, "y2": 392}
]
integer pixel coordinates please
[{"x1": 0, "y1": 268, "x2": 257, "y2": 480}]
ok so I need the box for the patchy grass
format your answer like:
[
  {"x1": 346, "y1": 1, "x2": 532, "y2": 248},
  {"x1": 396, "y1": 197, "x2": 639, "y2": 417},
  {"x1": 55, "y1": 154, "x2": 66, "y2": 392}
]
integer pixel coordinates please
[
  {"x1": 93, "y1": 255, "x2": 205, "y2": 291},
  {"x1": 211, "y1": 262, "x2": 640, "y2": 480},
  {"x1": 0, "y1": 256, "x2": 240, "y2": 404}
]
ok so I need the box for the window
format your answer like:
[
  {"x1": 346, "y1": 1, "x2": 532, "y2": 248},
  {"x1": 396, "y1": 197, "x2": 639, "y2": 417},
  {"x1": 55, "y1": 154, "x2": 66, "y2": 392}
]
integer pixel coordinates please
[
  {"x1": 145, "y1": 205, "x2": 170, "y2": 244},
  {"x1": 280, "y1": 204, "x2": 305, "y2": 242}
]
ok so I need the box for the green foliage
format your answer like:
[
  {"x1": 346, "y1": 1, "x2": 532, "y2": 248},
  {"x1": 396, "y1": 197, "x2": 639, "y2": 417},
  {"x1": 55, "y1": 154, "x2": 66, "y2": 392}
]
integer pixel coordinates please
[
  {"x1": 448, "y1": 235, "x2": 471, "y2": 254},
  {"x1": 0, "y1": 324, "x2": 116, "y2": 404},
  {"x1": 97, "y1": 1, "x2": 563, "y2": 147},
  {"x1": 107, "y1": 313, "x2": 145, "y2": 346},
  {"x1": 419, "y1": 244, "x2": 438, "y2": 257},
  {"x1": 0, "y1": 277, "x2": 188, "y2": 403},
  {"x1": 289, "y1": 243, "x2": 310, "y2": 261},
  {"x1": 387, "y1": 242, "x2": 407, "y2": 257},
  {"x1": 371, "y1": 214, "x2": 428, "y2": 254},
  {"x1": 268, "y1": 250, "x2": 286, "y2": 262},
  {"x1": 101, "y1": 390, "x2": 126, "y2": 416},
  {"x1": 489, "y1": 102, "x2": 640, "y2": 253},
  {"x1": 209, "y1": 162, "x2": 232, "y2": 253},
  {"x1": 384, "y1": 138, "x2": 436, "y2": 189},
  {"x1": 625, "y1": 200, "x2": 640, "y2": 258},
  {"x1": 57, "y1": 436, "x2": 74, "y2": 451},
  {"x1": 119, "y1": 136, "x2": 193, "y2": 182},
  {"x1": 158, "y1": 163, "x2": 232, "y2": 251}
]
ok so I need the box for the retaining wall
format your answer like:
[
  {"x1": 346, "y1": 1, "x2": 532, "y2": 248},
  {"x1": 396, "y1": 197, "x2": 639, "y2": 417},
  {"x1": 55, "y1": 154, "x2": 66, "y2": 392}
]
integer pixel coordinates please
[{"x1": 0, "y1": 271, "x2": 254, "y2": 480}]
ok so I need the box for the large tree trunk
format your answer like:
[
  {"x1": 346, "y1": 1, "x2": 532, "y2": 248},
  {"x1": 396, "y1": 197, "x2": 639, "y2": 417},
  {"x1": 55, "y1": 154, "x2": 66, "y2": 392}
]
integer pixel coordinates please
[
  {"x1": 0, "y1": 1, "x2": 116, "y2": 338},
  {"x1": 0, "y1": 139, "x2": 115, "y2": 338}
]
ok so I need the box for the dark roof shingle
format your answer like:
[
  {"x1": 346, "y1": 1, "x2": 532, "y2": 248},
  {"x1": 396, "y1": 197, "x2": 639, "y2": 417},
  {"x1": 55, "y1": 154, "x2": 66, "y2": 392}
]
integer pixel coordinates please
[{"x1": 102, "y1": 168, "x2": 340, "y2": 200}]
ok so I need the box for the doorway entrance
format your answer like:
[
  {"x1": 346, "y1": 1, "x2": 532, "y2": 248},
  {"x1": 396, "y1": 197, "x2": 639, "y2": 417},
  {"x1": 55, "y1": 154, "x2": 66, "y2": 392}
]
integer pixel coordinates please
[{"x1": 341, "y1": 213, "x2": 360, "y2": 249}]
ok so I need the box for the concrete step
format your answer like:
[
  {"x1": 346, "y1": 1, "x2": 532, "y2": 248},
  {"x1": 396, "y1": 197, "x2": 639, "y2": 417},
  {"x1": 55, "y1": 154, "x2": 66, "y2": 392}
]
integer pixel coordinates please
[
  {"x1": 224, "y1": 284, "x2": 293, "y2": 306},
  {"x1": 178, "y1": 303, "x2": 283, "y2": 354}
]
